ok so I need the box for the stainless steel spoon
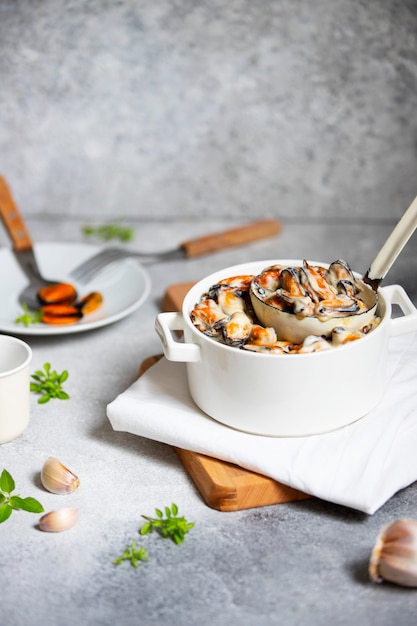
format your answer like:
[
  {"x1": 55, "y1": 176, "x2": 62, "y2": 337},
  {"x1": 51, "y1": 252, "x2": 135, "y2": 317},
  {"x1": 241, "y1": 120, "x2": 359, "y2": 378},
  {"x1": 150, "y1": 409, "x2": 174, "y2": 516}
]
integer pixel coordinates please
[{"x1": 0, "y1": 176, "x2": 61, "y2": 310}]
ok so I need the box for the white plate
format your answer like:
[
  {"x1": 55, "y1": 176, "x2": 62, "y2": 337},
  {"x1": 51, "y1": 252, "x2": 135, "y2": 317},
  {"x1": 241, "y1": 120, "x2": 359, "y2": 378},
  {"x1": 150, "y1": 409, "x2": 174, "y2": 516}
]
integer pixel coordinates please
[{"x1": 0, "y1": 242, "x2": 152, "y2": 335}]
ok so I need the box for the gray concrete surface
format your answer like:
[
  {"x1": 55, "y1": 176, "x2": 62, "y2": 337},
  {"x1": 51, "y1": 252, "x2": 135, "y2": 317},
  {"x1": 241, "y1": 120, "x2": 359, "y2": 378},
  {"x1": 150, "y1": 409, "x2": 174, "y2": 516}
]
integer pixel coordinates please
[
  {"x1": 0, "y1": 0, "x2": 417, "y2": 222},
  {"x1": 1, "y1": 218, "x2": 417, "y2": 626}
]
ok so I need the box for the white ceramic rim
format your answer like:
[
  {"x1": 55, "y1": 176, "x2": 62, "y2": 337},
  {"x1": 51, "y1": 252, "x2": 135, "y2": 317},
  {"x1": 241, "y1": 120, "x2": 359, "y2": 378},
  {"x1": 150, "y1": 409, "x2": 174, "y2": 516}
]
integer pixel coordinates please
[
  {"x1": 182, "y1": 259, "x2": 389, "y2": 360},
  {"x1": 0, "y1": 335, "x2": 32, "y2": 377}
]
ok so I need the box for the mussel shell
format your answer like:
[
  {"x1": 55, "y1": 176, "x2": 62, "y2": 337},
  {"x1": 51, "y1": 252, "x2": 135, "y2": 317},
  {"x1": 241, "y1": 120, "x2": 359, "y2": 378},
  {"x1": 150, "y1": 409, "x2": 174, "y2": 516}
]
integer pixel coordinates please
[
  {"x1": 40, "y1": 304, "x2": 83, "y2": 325},
  {"x1": 77, "y1": 291, "x2": 103, "y2": 314},
  {"x1": 37, "y1": 282, "x2": 77, "y2": 305}
]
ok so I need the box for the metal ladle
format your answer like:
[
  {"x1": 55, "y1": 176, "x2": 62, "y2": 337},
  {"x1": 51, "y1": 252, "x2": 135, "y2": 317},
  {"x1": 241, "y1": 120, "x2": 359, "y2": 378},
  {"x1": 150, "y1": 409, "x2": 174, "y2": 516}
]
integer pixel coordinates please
[{"x1": 250, "y1": 194, "x2": 417, "y2": 343}]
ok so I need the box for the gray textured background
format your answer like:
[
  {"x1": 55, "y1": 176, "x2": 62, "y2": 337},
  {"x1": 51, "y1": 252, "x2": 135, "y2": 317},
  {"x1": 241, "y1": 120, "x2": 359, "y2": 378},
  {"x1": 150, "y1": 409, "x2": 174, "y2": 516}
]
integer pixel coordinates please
[
  {"x1": 0, "y1": 0, "x2": 416, "y2": 222},
  {"x1": 2, "y1": 4, "x2": 417, "y2": 624}
]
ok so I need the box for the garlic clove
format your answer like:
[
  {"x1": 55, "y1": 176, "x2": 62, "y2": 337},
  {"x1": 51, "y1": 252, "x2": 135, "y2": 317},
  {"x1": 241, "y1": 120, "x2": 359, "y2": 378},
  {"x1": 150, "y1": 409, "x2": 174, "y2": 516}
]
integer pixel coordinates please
[
  {"x1": 39, "y1": 507, "x2": 78, "y2": 532},
  {"x1": 41, "y1": 456, "x2": 80, "y2": 495},
  {"x1": 369, "y1": 519, "x2": 417, "y2": 587}
]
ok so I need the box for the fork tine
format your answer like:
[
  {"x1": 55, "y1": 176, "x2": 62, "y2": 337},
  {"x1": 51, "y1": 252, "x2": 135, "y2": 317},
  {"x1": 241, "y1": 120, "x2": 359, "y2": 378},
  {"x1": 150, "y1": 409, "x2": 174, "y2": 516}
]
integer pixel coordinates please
[
  {"x1": 79, "y1": 252, "x2": 127, "y2": 281},
  {"x1": 70, "y1": 245, "x2": 184, "y2": 283},
  {"x1": 70, "y1": 249, "x2": 128, "y2": 283}
]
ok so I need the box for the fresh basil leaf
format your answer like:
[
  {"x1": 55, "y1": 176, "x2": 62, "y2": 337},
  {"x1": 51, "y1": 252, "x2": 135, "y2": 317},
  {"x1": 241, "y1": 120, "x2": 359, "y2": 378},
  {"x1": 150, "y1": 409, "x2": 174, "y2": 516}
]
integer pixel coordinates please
[
  {"x1": 140, "y1": 522, "x2": 152, "y2": 536},
  {"x1": 9, "y1": 495, "x2": 25, "y2": 510},
  {"x1": 38, "y1": 394, "x2": 51, "y2": 404},
  {"x1": 0, "y1": 468, "x2": 15, "y2": 493},
  {"x1": 19, "y1": 496, "x2": 44, "y2": 513},
  {"x1": 59, "y1": 371, "x2": 69, "y2": 383},
  {"x1": 0, "y1": 503, "x2": 13, "y2": 523}
]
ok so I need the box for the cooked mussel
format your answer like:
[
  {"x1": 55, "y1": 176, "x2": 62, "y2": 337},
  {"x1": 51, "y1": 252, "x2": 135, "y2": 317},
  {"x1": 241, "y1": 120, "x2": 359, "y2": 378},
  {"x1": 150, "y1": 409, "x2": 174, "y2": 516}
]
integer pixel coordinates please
[{"x1": 37, "y1": 282, "x2": 78, "y2": 305}]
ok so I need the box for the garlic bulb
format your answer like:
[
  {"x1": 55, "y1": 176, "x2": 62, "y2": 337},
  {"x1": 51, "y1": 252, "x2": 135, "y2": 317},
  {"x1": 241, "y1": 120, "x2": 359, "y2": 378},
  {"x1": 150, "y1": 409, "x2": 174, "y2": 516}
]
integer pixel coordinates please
[
  {"x1": 41, "y1": 457, "x2": 80, "y2": 495},
  {"x1": 39, "y1": 507, "x2": 78, "y2": 532},
  {"x1": 369, "y1": 519, "x2": 417, "y2": 587}
]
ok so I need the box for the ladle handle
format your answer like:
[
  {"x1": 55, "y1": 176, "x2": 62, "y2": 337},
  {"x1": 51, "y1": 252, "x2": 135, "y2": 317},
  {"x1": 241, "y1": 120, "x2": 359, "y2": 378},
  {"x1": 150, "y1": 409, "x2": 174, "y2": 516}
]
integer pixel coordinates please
[{"x1": 364, "y1": 194, "x2": 417, "y2": 290}]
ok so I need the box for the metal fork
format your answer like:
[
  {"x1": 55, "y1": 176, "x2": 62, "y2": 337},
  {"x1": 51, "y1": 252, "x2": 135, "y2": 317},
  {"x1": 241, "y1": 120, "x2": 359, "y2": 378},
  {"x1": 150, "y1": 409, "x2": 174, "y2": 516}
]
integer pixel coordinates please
[
  {"x1": 70, "y1": 219, "x2": 282, "y2": 284},
  {"x1": 70, "y1": 247, "x2": 184, "y2": 284}
]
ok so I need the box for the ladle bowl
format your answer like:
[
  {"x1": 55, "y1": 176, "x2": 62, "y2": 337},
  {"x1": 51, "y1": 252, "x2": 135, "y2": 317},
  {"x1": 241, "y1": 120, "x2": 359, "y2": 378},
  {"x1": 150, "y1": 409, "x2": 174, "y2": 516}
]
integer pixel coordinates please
[{"x1": 249, "y1": 265, "x2": 378, "y2": 344}]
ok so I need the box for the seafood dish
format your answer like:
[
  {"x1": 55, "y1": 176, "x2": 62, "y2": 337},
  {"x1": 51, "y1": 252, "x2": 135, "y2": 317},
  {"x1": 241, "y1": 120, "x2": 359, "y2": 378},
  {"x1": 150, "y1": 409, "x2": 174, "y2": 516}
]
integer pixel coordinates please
[
  {"x1": 190, "y1": 260, "x2": 381, "y2": 354},
  {"x1": 157, "y1": 258, "x2": 417, "y2": 434}
]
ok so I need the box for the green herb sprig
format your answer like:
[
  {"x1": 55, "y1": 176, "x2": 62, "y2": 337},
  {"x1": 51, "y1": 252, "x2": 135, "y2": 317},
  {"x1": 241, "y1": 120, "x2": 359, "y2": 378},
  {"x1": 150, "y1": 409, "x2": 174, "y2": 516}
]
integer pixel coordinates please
[
  {"x1": 30, "y1": 362, "x2": 70, "y2": 404},
  {"x1": 140, "y1": 503, "x2": 195, "y2": 545},
  {"x1": 15, "y1": 303, "x2": 44, "y2": 327},
  {"x1": 112, "y1": 541, "x2": 148, "y2": 568},
  {"x1": 82, "y1": 221, "x2": 134, "y2": 242},
  {"x1": 0, "y1": 469, "x2": 44, "y2": 523},
  {"x1": 112, "y1": 503, "x2": 194, "y2": 568}
]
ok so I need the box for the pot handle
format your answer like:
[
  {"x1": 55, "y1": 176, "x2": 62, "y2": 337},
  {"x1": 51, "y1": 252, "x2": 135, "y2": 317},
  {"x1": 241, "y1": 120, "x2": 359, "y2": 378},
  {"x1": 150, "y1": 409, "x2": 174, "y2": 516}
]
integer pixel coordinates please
[
  {"x1": 155, "y1": 312, "x2": 201, "y2": 362},
  {"x1": 383, "y1": 284, "x2": 417, "y2": 337}
]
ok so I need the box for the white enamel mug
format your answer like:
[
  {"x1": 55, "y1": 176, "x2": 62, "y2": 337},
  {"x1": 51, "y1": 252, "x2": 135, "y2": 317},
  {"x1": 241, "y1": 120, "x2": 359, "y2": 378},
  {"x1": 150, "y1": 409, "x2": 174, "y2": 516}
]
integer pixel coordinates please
[
  {"x1": 155, "y1": 260, "x2": 417, "y2": 437},
  {"x1": 0, "y1": 334, "x2": 32, "y2": 444}
]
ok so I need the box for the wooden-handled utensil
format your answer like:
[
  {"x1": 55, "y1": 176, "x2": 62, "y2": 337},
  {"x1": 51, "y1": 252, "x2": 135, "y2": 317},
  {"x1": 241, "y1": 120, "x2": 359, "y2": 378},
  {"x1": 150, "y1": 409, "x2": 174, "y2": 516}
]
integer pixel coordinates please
[
  {"x1": 0, "y1": 176, "x2": 64, "y2": 310},
  {"x1": 71, "y1": 219, "x2": 282, "y2": 284}
]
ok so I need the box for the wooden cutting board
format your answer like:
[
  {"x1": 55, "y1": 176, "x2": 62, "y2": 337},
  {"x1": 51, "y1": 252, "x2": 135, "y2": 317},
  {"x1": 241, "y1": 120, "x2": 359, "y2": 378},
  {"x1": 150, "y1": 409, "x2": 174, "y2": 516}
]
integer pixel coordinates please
[{"x1": 140, "y1": 281, "x2": 311, "y2": 512}]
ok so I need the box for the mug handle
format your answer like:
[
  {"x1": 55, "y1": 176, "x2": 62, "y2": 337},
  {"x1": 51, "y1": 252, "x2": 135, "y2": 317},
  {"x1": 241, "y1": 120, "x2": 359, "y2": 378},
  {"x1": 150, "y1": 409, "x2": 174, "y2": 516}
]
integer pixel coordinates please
[
  {"x1": 155, "y1": 312, "x2": 201, "y2": 362},
  {"x1": 382, "y1": 284, "x2": 417, "y2": 337}
]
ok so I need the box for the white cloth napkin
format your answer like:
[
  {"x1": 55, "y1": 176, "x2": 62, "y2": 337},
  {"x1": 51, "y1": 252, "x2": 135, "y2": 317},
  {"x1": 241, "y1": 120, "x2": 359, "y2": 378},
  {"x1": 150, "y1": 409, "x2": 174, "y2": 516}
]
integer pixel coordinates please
[{"x1": 107, "y1": 332, "x2": 417, "y2": 514}]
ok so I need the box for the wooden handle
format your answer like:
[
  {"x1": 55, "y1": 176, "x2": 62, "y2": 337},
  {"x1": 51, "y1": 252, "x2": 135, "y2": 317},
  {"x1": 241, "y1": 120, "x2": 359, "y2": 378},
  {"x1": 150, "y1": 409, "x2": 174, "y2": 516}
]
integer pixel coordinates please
[
  {"x1": 180, "y1": 219, "x2": 281, "y2": 258},
  {"x1": 0, "y1": 175, "x2": 33, "y2": 251}
]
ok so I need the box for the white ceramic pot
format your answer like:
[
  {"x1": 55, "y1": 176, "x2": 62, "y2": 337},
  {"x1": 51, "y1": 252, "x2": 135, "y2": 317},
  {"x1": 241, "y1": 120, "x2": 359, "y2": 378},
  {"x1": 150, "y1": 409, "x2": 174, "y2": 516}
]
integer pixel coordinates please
[{"x1": 155, "y1": 260, "x2": 417, "y2": 437}]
